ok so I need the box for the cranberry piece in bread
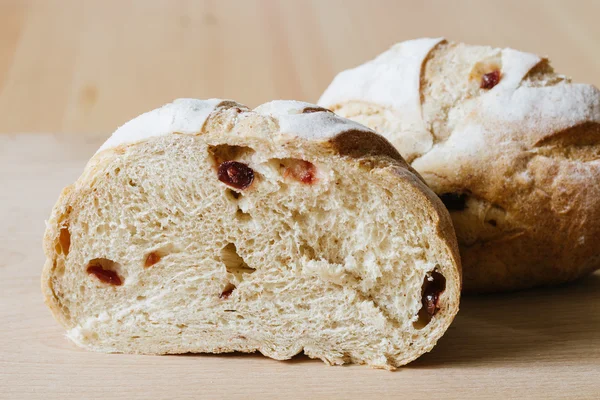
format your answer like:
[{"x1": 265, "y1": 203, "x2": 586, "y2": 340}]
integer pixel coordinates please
[{"x1": 217, "y1": 161, "x2": 255, "y2": 190}]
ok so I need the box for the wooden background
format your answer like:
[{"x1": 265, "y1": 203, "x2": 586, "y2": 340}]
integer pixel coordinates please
[
  {"x1": 1, "y1": 0, "x2": 600, "y2": 135},
  {"x1": 1, "y1": 1, "x2": 599, "y2": 399}
]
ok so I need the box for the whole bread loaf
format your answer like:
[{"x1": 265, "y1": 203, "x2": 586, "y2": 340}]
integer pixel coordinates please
[
  {"x1": 42, "y1": 99, "x2": 461, "y2": 369},
  {"x1": 319, "y1": 38, "x2": 600, "y2": 292}
]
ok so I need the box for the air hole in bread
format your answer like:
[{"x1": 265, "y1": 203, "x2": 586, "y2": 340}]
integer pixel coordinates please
[
  {"x1": 277, "y1": 158, "x2": 317, "y2": 184},
  {"x1": 299, "y1": 244, "x2": 316, "y2": 259},
  {"x1": 413, "y1": 270, "x2": 446, "y2": 329},
  {"x1": 57, "y1": 226, "x2": 71, "y2": 256},
  {"x1": 219, "y1": 283, "x2": 236, "y2": 299},
  {"x1": 208, "y1": 144, "x2": 255, "y2": 166},
  {"x1": 291, "y1": 210, "x2": 306, "y2": 224},
  {"x1": 219, "y1": 243, "x2": 252, "y2": 299},
  {"x1": 316, "y1": 236, "x2": 343, "y2": 264},
  {"x1": 438, "y1": 192, "x2": 467, "y2": 211},
  {"x1": 226, "y1": 188, "x2": 241, "y2": 200},
  {"x1": 235, "y1": 208, "x2": 251, "y2": 222},
  {"x1": 487, "y1": 219, "x2": 497, "y2": 227},
  {"x1": 86, "y1": 258, "x2": 123, "y2": 286},
  {"x1": 220, "y1": 243, "x2": 255, "y2": 281}
]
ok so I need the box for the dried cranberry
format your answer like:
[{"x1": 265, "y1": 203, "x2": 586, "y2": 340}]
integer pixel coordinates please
[
  {"x1": 217, "y1": 161, "x2": 254, "y2": 189},
  {"x1": 87, "y1": 263, "x2": 122, "y2": 286},
  {"x1": 144, "y1": 252, "x2": 161, "y2": 268},
  {"x1": 59, "y1": 227, "x2": 71, "y2": 255},
  {"x1": 298, "y1": 168, "x2": 316, "y2": 184},
  {"x1": 219, "y1": 285, "x2": 236, "y2": 299},
  {"x1": 282, "y1": 159, "x2": 317, "y2": 184},
  {"x1": 481, "y1": 70, "x2": 501, "y2": 89},
  {"x1": 421, "y1": 271, "x2": 446, "y2": 317},
  {"x1": 438, "y1": 193, "x2": 467, "y2": 211}
]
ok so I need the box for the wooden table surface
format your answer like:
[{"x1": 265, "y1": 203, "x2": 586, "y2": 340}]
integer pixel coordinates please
[{"x1": 1, "y1": 1, "x2": 599, "y2": 399}]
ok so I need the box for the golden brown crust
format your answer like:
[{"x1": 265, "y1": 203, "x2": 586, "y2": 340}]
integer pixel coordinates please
[
  {"x1": 42, "y1": 185, "x2": 76, "y2": 328},
  {"x1": 319, "y1": 38, "x2": 600, "y2": 292},
  {"x1": 419, "y1": 97, "x2": 600, "y2": 292}
]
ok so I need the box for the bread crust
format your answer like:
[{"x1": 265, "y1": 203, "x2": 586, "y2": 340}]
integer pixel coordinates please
[
  {"x1": 42, "y1": 99, "x2": 461, "y2": 368},
  {"x1": 319, "y1": 38, "x2": 600, "y2": 292}
]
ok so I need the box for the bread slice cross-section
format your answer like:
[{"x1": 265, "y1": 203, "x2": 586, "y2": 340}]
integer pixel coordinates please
[{"x1": 42, "y1": 99, "x2": 461, "y2": 369}]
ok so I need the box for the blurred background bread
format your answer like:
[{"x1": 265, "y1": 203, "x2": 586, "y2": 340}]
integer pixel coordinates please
[{"x1": 318, "y1": 38, "x2": 600, "y2": 292}]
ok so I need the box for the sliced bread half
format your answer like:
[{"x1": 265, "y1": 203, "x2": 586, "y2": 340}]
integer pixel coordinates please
[{"x1": 42, "y1": 99, "x2": 461, "y2": 369}]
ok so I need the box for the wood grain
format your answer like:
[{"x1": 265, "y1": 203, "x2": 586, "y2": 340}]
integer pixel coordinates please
[{"x1": 1, "y1": 1, "x2": 600, "y2": 398}]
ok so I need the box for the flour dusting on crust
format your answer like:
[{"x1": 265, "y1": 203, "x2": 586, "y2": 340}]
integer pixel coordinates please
[
  {"x1": 97, "y1": 99, "x2": 230, "y2": 153},
  {"x1": 97, "y1": 99, "x2": 376, "y2": 154}
]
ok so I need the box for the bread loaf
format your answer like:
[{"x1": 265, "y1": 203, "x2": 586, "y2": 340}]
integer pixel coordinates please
[
  {"x1": 319, "y1": 38, "x2": 600, "y2": 292},
  {"x1": 42, "y1": 99, "x2": 461, "y2": 369}
]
